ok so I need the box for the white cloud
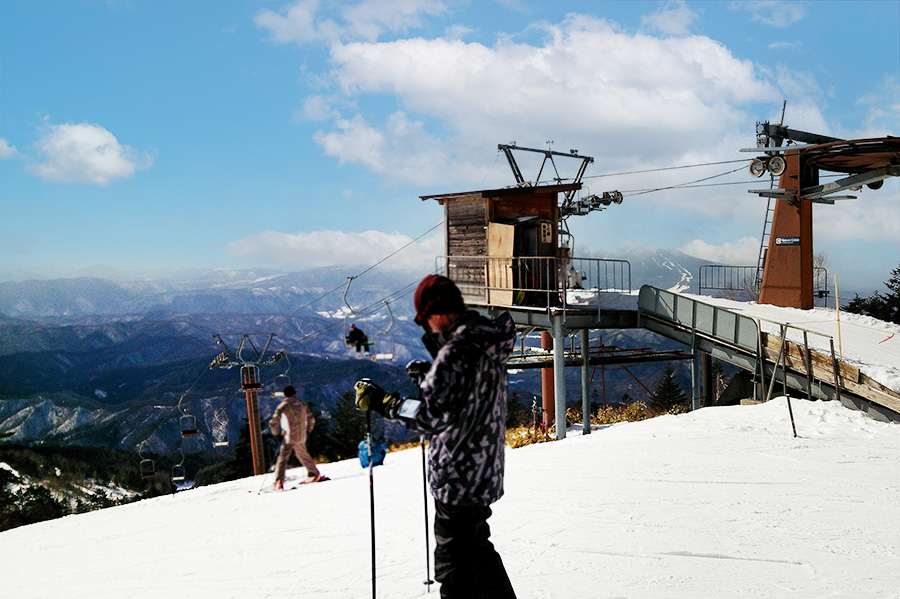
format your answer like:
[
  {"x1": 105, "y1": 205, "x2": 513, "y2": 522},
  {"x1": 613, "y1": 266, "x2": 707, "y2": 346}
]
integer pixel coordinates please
[
  {"x1": 0, "y1": 138, "x2": 20, "y2": 159},
  {"x1": 313, "y1": 111, "x2": 456, "y2": 185},
  {"x1": 255, "y1": 0, "x2": 447, "y2": 45},
  {"x1": 341, "y1": 0, "x2": 447, "y2": 42},
  {"x1": 315, "y1": 14, "x2": 777, "y2": 186},
  {"x1": 641, "y1": 1, "x2": 700, "y2": 36},
  {"x1": 679, "y1": 236, "x2": 761, "y2": 264},
  {"x1": 225, "y1": 229, "x2": 443, "y2": 271},
  {"x1": 730, "y1": 1, "x2": 807, "y2": 28},
  {"x1": 815, "y1": 181, "x2": 900, "y2": 245},
  {"x1": 254, "y1": 4, "x2": 897, "y2": 252},
  {"x1": 854, "y1": 75, "x2": 900, "y2": 137},
  {"x1": 255, "y1": 0, "x2": 330, "y2": 44},
  {"x1": 27, "y1": 121, "x2": 154, "y2": 186},
  {"x1": 294, "y1": 94, "x2": 341, "y2": 122},
  {"x1": 768, "y1": 41, "x2": 802, "y2": 50},
  {"x1": 444, "y1": 24, "x2": 473, "y2": 41}
]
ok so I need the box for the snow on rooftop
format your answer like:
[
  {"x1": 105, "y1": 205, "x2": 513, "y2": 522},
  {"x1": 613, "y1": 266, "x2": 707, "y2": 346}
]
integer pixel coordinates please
[{"x1": 2, "y1": 398, "x2": 899, "y2": 598}]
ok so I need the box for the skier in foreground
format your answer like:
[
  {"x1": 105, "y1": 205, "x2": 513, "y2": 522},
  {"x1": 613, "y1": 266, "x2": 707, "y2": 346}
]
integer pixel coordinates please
[
  {"x1": 269, "y1": 385, "x2": 323, "y2": 489},
  {"x1": 354, "y1": 274, "x2": 518, "y2": 598}
]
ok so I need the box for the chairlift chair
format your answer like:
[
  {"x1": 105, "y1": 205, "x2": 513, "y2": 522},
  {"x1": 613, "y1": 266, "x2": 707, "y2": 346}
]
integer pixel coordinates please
[
  {"x1": 372, "y1": 300, "x2": 396, "y2": 362},
  {"x1": 342, "y1": 276, "x2": 373, "y2": 356},
  {"x1": 179, "y1": 413, "x2": 199, "y2": 437},
  {"x1": 273, "y1": 372, "x2": 291, "y2": 398},
  {"x1": 176, "y1": 392, "x2": 199, "y2": 437},
  {"x1": 140, "y1": 459, "x2": 156, "y2": 479},
  {"x1": 372, "y1": 335, "x2": 395, "y2": 361},
  {"x1": 171, "y1": 449, "x2": 187, "y2": 483},
  {"x1": 212, "y1": 407, "x2": 229, "y2": 448},
  {"x1": 138, "y1": 444, "x2": 156, "y2": 478}
]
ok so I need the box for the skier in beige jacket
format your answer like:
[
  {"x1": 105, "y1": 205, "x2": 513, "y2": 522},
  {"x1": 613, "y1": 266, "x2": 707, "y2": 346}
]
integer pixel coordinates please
[{"x1": 269, "y1": 385, "x2": 323, "y2": 489}]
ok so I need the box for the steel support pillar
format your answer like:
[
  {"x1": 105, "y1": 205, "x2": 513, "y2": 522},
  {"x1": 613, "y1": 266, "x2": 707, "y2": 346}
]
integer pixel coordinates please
[
  {"x1": 581, "y1": 329, "x2": 591, "y2": 434},
  {"x1": 702, "y1": 352, "x2": 712, "y2": 407},
  {"x1": 551, "y1": 313, "x2": 567, "y2": 440},
  {"x1": 241, "y1": 365, "x2": 266, "y2": 476},
  {"x1": 691, "y1": 352, "x2": 702, "y2": 411},
  {"x1": 541, "y1": 331, "x2": 554, "y2": 429}
]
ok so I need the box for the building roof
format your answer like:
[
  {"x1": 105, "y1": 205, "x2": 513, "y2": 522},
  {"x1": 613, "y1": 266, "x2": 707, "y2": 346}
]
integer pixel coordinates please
[{"x1": 420, "y1": 182, "x2": 581, "y2": 202}]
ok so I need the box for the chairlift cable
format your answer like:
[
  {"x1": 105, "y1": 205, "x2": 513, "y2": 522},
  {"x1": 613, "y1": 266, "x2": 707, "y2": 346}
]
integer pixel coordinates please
[
  {"x1": 580, "y1": 158, "x2": 752, "y2": 180},
  {"x1": 293, "y1": 278, "x2": 421, "y2": 347},
  {"x1": 618, "y1": 165, "x2": 750, "y2": 197},
  {"x1": 621, "y1": 179, "x2": 760, "y2": 194},
  {"x1": 290, "y1": 220, "x2": 444, "y2": 315},
  {"x1": 352, "y1": 220, "x2": 444, "y2": 280},
  {"x1": 478, "y1": 150, "x2": 501, "y2": 188}
]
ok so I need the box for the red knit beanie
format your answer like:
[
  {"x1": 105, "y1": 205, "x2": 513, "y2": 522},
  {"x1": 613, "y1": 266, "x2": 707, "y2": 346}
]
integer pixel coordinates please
[{"x1": 414, "y1": 275, "x2": 465, "y2": 325}]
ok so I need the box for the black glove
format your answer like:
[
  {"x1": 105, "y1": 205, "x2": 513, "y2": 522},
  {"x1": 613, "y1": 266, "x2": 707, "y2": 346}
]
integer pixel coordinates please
[
  {"x1": 405, "y1": 360, "x2": 431, "y2": 380},
  {"x1": 354, "y1": 379, "x2": 400, "y2": 415}
]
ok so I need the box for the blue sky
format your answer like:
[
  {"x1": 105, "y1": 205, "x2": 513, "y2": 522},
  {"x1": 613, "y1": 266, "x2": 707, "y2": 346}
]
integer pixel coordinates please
[{"x1": 1, "y1": 0, "x2": 898, "y2": 290}]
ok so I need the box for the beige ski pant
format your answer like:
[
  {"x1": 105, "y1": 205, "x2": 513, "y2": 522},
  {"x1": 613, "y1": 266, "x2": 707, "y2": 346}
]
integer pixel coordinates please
[{"x1": 274, "y1": 437, "x2": 319, "y2": 482}]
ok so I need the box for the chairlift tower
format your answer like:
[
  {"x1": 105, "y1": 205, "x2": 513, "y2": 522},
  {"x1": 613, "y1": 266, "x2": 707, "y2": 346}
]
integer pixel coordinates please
[
  {"x1": 745, "y1": 122, "x2": 900, "y2": 309},
  {"x1": 209, "y1": 333, "x2": 285, "y2": 476}
]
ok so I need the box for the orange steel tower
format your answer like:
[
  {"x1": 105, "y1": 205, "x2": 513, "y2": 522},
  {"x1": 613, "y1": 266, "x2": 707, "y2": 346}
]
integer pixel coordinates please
[{"x1": 748, "y1": 123, "x2": 900, "y2": 309}]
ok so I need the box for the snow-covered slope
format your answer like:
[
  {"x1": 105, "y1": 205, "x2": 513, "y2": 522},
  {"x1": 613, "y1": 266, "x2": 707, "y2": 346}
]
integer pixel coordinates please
[{"x1": 2, "y1": 398, "x2": 899, "y2": 598}]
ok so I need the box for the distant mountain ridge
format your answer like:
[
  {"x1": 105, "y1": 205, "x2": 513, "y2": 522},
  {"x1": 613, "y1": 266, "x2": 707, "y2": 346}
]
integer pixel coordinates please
[
  {"x1": 0, "y1": 249, "x2": 709, "y2": 318},
  {"x1": 0, "y1": 266, "x2": 424, "y2": 319},
  {"x1": 0, "y1": 248, "x2": 706, "y2": 451}
]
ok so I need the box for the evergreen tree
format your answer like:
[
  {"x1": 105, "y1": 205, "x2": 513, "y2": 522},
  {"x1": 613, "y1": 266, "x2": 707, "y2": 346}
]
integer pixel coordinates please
[
  {"x1": 844, "y1": 264, "x2": 900, "y2": 325},
  {"x1": 324, "y1": 391, "x2": 370, "y2": 461},
  {"x1": 232, "y1": 421, "x2": 256, "y2": 478},
  {"x1": 651, "y1": 363, "x2": 688, "y2": 413},
  {"x1": 709, "y1": 359, "x2": 726, "y2": 403},
  {"x1": 506, "y1": 391, "x2": 530, "y2": 428}
]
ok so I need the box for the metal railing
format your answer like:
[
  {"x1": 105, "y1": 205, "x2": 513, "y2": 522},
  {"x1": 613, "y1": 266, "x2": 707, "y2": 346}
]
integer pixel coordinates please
[
  {"x1": 698, "y1": 264, "x2": 829, "y2": 304},
  {"x1": 437, "y1": 255, "x2": 631, "y2": 310},
  {"x1": 639, "y1": 285, "x2": 760, "y2": 352},
  {"x1": 698, "y1": 265, "x2": 760, "y2": 300}
]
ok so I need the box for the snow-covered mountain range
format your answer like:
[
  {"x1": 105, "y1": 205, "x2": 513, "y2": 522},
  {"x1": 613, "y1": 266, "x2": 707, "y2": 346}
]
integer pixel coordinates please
[{"x1": 0, "y1": 249, "x2": 713, "y2": 451}]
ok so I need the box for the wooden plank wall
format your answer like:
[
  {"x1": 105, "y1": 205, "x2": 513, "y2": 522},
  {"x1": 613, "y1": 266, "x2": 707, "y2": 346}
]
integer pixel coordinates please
[
  {"x1": 761, "y1": 332, "x2": 900, "y2": 413},
  {"x1": 490, "y1": 194, "x2": 556, "y2": 222},
  {"x1": 446, "y1": 195, "x2": 487, "y2": 303},
  {"x1": 446, "y1": 195, "x2": 487, "y2": 257}
]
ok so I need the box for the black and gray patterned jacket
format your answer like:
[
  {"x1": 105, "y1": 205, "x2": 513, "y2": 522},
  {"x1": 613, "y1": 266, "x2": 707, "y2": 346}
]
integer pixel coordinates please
[{"x1": 387, "y1": 309, "x2": 516, "y2": 506}]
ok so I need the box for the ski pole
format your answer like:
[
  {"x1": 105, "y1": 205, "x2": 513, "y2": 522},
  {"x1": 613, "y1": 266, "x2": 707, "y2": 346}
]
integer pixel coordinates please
[
  {"x1": 420, "y1": 432, "x2": 434, "y2": 591},
  {"x1": 405, "y1": 360, "x2": 435, "y2": 591},
  {"x1": 786, "y1": 393, "x2": 798, "y2": 438},
  {"x1": 366, "y1": 409, "x2": 376, "y2": 599},
  {"x1": 409, "y1": 364, "x2": 435, "y2": 591},
  {"x1": 256, "y1": 438, "x2": 281, "y2": 494}
]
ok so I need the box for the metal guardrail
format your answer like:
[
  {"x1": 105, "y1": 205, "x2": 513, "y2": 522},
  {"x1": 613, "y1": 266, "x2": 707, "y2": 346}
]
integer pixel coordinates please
[
  {"x1": 638, "y1": 285, "x2": 759, "y2": 352},
  {"x1": 697, "y1": 264, "x2": 830, "y2": 302},
  {"x1": 698, "y1": 265, "x2": 759, "y2": 298},
  {"x1": 437, "y1": 256, "x2": 631, "y2": 310}
]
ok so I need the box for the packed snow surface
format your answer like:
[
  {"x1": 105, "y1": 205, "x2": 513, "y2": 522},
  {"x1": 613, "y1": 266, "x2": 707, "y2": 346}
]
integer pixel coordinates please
[{"x1": 3, "y1": 398, "x2": 900, "y2": 598}]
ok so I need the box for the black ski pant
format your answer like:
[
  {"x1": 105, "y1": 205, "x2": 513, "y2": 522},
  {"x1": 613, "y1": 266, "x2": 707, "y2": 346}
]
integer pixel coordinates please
[{"x1": 433, "y1": 500, "x2": 517, "y2": 599}]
